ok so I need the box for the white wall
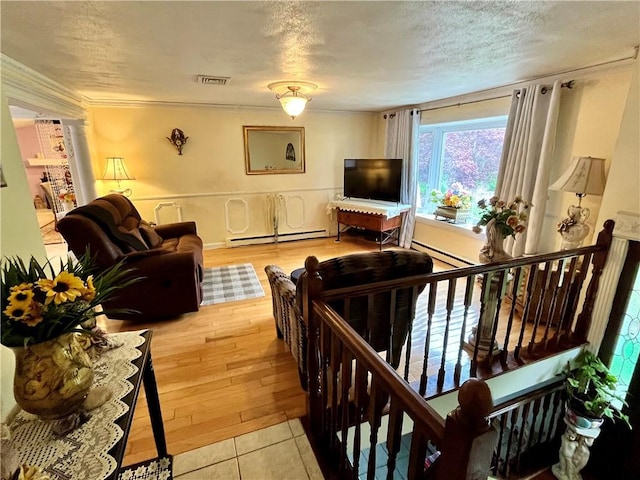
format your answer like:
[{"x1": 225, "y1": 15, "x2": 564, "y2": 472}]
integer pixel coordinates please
[
  {"x1": 547, "y1": 66, "x2": 633, "y2": 251},
  {"x1": 0, "y1": 96, "x2": 49, "y2": 421},
  {"x1": 87, "y1": 105, "x2": 378, "y2": 246},
  {"x1": 596, "y1": 60, "x2": 639, "y2": 227}
]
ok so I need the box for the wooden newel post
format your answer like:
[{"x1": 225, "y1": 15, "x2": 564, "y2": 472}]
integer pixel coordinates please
[
  {"x1": 574, "y1": 220, "x2": 614, "y2": 340},
  {"x1": 301, "y1": 255, "x2": 324, "y2": 436},
  {"x1": 434, "y1": 378, "x2": 498, "y2": 480}
]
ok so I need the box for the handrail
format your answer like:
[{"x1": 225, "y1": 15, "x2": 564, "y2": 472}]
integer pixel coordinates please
[
  {"x1": 322, "y1": 241, "x2": 607, "y2": 302},
  {"x1": 489, "y1": 377, "x2": 565, "y2": 418}
]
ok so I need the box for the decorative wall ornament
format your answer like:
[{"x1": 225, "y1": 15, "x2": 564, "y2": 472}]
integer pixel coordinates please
[{"x1": 167, "y1": 128, "x2": 188, "y2": 155}]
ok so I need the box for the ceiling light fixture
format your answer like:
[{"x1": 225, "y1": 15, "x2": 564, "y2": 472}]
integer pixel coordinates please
[{"x1": 268, "y1": 81, "x2": 318, "y2": 119}]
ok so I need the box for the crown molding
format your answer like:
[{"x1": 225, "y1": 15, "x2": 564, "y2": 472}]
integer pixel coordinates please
[
  {"x1": 86, "y1": 98, "x2": 371, "y2": 115},
  {"x1": 1, "y1": 54, "x2": 87, "y2": 119}
]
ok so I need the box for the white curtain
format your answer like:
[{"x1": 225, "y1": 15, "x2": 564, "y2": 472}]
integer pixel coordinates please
[
  {"x1": 496, "y1": 80, "x2": 562, "y2": 256},
  {"x1": 385, "y1": 108, "x2": 421, "y2": 248}
]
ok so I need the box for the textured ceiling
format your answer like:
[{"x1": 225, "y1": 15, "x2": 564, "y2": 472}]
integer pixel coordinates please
[{"x1": 1, "y1": 1, "x2": 638, "y2": 113}]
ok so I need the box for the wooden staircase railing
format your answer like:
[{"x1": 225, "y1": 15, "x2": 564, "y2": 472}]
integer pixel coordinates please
[
  {"x1": 298, "y1": 221, "x2": 614, "y2": 479},
  {"x1": 489, "y1": 378, "x2": 565, "y2": 479}
]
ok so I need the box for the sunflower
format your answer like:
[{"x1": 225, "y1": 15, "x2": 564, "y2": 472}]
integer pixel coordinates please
[
  {"x1": 4, "y1": 303, "x2": 31, "y2": 321},
  {"x1": 81, "y1": 275, "x2": 96, "y2": 302},
  {"x1": 8, "y1": 286, "x2": 35, "y2": 307},
  {"x1": 19, "y1": 314, "x2": 44, "y2": 327},
  {"x1": 36, "y1": 272, "x2": 85, "y2": 305}
]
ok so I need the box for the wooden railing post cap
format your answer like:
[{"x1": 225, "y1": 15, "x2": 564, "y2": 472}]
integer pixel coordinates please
[
  {"x1": 456, "y1": 378, "x2": 493, "y2": 430},
  {"x1": 305, "y1": 255, "x2": 320, "y2": 273}
]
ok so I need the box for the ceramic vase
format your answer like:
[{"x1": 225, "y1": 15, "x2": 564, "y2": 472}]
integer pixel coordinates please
[
  {"x1": 12, "y1": 332, "x2": 94, "y2": 420},
  {"x1": 479, "y1": 218, "x2": 513, "y2": 264}
]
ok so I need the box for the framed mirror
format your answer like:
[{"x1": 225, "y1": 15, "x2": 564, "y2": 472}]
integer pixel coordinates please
[{"x1": 244, "y1": 126, "x2": 305, "y2": 175}]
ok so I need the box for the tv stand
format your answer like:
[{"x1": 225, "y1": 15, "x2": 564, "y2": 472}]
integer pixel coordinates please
[{"x1": 328, "y1": 199, "x2": 411, "y2": 250}]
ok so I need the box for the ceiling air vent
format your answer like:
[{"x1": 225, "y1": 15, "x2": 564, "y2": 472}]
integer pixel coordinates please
[{"x1": 197, "y1": 75, "x2": 230, "y2": 86}]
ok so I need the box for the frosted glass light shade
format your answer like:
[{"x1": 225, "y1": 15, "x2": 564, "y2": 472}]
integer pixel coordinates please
[
  {"x1": 279, "y1": 96, "x2": 308, "y2": 119},
  {"x1": 268, "y1": 81, "x2": 317, "y2": 119}
]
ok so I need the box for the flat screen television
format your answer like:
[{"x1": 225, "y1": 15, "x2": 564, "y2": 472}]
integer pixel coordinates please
[{"x1": 343, "y1": 158, "x2": 403, "y2": 203}]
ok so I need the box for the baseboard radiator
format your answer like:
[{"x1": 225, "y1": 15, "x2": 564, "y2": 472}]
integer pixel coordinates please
[
  {"x1": 411, "y1": 239, "x2": 475, "y2": 268},
  {"x1": 225, "y1": 229, "x2": 328, "y2": 247}
]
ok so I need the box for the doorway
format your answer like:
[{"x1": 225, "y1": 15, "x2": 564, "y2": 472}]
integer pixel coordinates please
[{"x1": 10, "y1": 107, "x2": 76, "y2": 262}]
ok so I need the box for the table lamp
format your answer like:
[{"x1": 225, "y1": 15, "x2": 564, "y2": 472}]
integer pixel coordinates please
[
  {"x1": 101, "y1": 157, "x2": 135, "y2": 196},
  {"x1": 549, "y1": 156, "x2": 606, "y2": 249}
]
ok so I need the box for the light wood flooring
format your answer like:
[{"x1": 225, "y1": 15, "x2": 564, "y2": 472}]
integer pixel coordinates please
[{"x1": 100, "y1": 237, "x2": 389, "y2": 466}]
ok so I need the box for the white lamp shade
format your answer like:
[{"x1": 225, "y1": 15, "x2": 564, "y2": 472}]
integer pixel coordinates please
[
  {"x1": 549, "y1": 156, "x2": 606, "y2": 195},
  {"x1": 101, "y1": 157, "x2": 135, "y2": 181},
  {"x1": 279, "y1": 96, "x2": 308, "y2": 118}
]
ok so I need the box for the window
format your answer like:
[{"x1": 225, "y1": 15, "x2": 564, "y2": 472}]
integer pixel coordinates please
[{"x1": 416, "y1": 116, "x2": 508, "y2": 222}]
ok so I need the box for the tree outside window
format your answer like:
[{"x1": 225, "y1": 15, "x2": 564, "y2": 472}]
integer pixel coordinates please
[{"x1": 417, "y1": 117, "x2": 507, "y2": 222}]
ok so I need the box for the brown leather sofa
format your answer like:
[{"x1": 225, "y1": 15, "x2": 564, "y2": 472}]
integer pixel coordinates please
[{"x1": 58, "y1": 194, "x2": 203, "y2": 321}]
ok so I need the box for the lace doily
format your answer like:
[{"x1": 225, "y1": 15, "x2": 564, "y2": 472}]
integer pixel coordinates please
[
  {"x1": 327, "y1": 199, "x2": 411, "y2": 218},
  {"x1": 9, "y1": 330, "x2": 147, "y2": 480}
]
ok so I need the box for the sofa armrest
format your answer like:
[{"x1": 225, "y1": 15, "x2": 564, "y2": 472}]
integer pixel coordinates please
[{"x1": 154, "y1": 221, "x2": 197, "y2": 239}]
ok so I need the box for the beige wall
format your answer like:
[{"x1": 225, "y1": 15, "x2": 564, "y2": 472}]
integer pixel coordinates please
[
  {"x1": 596, "y1": 60, "x2": 639, "y2": 227},
  {"x1": 0, "y1": 96, "x2": 48, "y2": 421},
  {"x1": 88, "y1": 105, "x2": 378, "y2": 246},
  {"x1": 547, "y1": 65, "x2": 633, "y2": 250},
  {"x1": 413, "y1": 66, "x2": 634, "y2": 261}
]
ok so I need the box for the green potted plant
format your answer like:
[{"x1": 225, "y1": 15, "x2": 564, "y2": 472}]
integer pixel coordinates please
[{"x1": 564, "y1": 350, "x2": 631, "y2": 430}]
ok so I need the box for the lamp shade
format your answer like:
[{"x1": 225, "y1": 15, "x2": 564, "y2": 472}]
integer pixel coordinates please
[
  {"x1": 279, "y1": 95, "x2": 308, "y2": 118},
  {"x1": 101, "y1": 157, "x2": 135, "y2": 181},
  {"x1": 549, "y1": 156, "x2": 606, "y2": 195}
]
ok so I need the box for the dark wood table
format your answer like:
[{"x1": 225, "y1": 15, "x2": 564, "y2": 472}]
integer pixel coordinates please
[{"x1": 108, "y1": 329, "x2": 167, "y2": 478}]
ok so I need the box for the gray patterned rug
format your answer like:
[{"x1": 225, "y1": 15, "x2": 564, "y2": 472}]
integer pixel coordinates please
[{"x1": 200, "y1": 263, "x2": 265, "y2": 306}]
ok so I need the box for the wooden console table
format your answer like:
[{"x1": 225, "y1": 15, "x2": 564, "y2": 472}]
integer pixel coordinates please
[{"x1": 328, "y1": 199, "x2": 411, "y2": 250}]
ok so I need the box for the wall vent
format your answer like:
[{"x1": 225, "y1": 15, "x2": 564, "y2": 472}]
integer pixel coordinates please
[{"x1": 197, "y1": 75, "x2": 230, "y2": 86}]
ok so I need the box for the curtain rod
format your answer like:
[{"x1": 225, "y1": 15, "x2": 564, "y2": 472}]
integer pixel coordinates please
[
  {"x1": 420, "y1": 80, "x2": 576, "y2": 113},
  {"x1": 417, "y1": 48, "x2": 638, "y2": 114}
]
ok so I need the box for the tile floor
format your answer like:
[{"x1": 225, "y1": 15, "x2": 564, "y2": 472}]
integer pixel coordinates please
[{"x1": 173, "y1": 419, "x2": 324, "y2": 480}]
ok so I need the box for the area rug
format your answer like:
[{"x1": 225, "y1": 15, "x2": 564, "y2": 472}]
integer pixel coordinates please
[
  {"x1": 118, "y1": 455, "x2": 172, "y2": 480},
  {"x1": 200, "y1": 263, "x2": 265, "y2": 306}
]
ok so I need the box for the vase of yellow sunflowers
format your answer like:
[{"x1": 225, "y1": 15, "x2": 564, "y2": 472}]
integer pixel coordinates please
[{"x1": 1, "y1": 253, "x2": 128, "y2": 424}]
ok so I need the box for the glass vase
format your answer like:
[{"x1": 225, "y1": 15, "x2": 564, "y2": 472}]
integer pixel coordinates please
[{"x1": 12, "y1": 332, "x2": 94, "y2": 420}]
